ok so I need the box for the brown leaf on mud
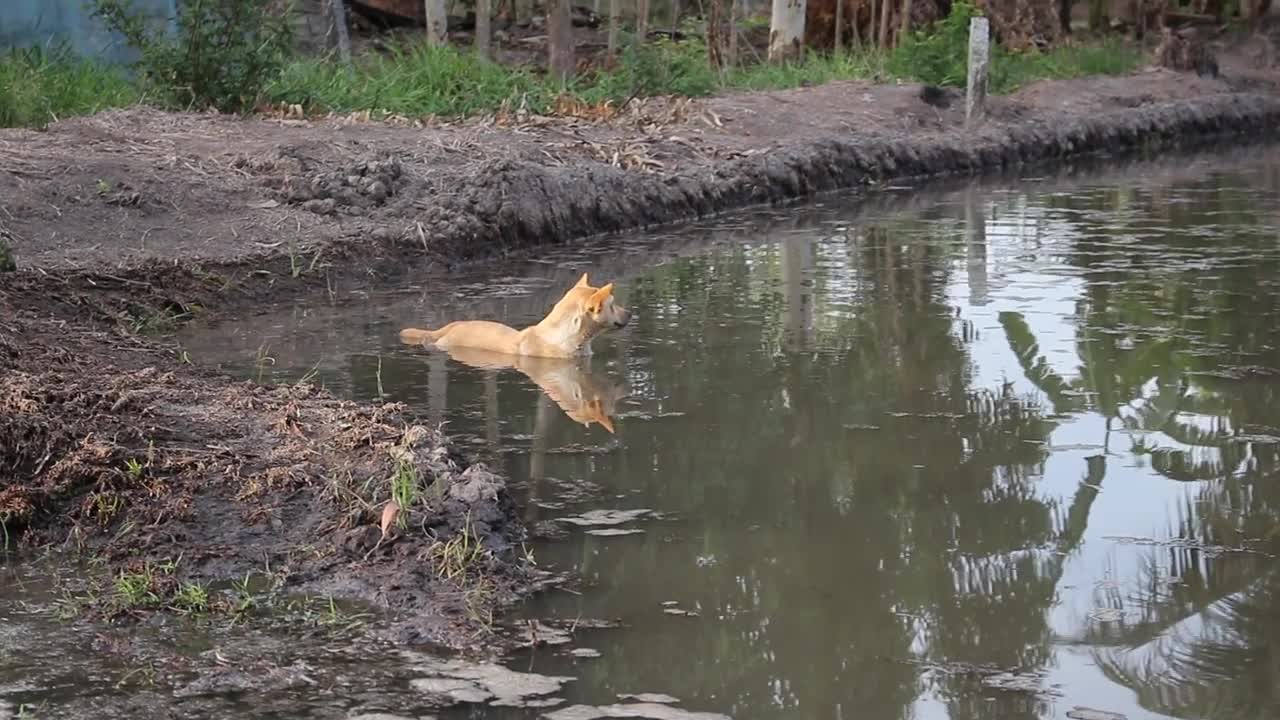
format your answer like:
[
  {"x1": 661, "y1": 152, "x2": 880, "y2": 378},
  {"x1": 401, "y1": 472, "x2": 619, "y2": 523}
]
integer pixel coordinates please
[
  {"x1": 380, "y1": 500, "x2": 400, "y2": 538},
  {"x1": 553, "y1": 94, "x2": 619, "y2": 122},
  {"x1": 275, "y1": 401, "x2": 305, "y2": 436}
]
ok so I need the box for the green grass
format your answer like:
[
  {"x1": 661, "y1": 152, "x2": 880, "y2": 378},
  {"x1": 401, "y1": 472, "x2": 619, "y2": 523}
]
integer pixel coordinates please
[
  {"x1": 266, "y1": 42, "x2": 553, "y2": 117},
  {"x1": 264, "y1": 32, "x2": 1140, "y2": 120},
  {"x1": 0, "y1": 46, "x2": 139, "y2": 128},
  {"x1": 988, "y1": 38, "x2": 1144, "y2": 93},
  {"x1": 0, "y1": 17, "x2": 1143, "y2": 128}
]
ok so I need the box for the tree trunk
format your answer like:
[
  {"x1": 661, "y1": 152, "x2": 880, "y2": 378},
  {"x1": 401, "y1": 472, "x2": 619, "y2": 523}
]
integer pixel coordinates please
[
  {"x1": 1059, "y1": 0, "x2": 1073, "y2": 35},
  {"x1": 834, "y1": 0, "x2": 844, "y2": 51},
  {"x1": 328, "y1": 0, "x2": 352, "y2": 64},
  {"x1": 1088, "y1": 0, "x2": 1106, "y2": 29},
  {"x1": 708, "y1": 0, "x2": 728, "y2": 68},
  {"x1": 548, "y1": 0, "x2": 575, "y2": 81},
  {"x1": 424, "y1": 0, "x2": 447, "y2": 46},
  {"x1": 768, "y1": 0, "x2": 806, "y2": 61},
  {"x1": 870, "y1": 0, "x2": 879, "y2": 46},
  {"x1": 608, "y1": 0, "x2": 621, "y2": 54},
  {"x1": 476, "y1": 0, "x2": 492, "y2": 57},
  {"x1": 728, "y1": 0, "x2": 740, "y2": 64},
  {"x1": 637, "y1": 0, "x2": 651, "y2": 42},
  {"x1": 899, "y1": 0, "x2": 911, "y2": 38},
  {"x1": 672, "y1": 0, "x2": 681, "y2": 36},
  {"x1": 877, "y1": 0, "x2": 890, "y2": 47}
]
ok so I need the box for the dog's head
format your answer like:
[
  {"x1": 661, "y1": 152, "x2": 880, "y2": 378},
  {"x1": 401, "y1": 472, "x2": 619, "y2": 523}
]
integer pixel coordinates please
[
  {"x1": 543, "y1": 273, "x2": 631, "y2": 348},
  {"x1": 572, "y1": 272, "x2": 630, "y2": 331}
]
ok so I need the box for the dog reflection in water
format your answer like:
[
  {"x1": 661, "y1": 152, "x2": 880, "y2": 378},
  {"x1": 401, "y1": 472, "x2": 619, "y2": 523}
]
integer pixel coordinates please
[{"x1": 404, "y1": 343, "x2": 624, "y2": 434}]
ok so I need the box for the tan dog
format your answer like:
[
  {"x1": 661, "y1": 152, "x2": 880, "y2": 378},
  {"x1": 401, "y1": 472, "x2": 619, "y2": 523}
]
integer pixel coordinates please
[
  {"x1": 419, "y1": 344, "x2": 624, "y2": 433},
  {"x1": 398, "y1": 273, "x2": 631, "y2": 359}
]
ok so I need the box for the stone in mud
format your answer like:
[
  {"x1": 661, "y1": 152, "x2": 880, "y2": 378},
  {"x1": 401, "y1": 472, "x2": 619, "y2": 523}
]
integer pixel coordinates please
[
  {"x1": 449, "y1": 464, "x2": 504, "y2": 504},
  {"x1": 410, "y1": 677, "x2": 495, "y2": 705},
  {"x1": 544, "y1": 703, "x2": 731, "y2": 720},
  {"x1": 302, "y1": 198, "x2": 337, "y2": 215}
]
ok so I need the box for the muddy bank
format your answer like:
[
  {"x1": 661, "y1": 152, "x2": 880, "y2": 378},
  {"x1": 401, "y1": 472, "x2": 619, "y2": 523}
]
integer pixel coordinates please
[
  {"x1": 0, "y1": 300, "x2": 547, "y2": 648},
  {"x1": 4, "y1": 52, "x2": 1280, "y2": 650},
  {"x1": 3, "y1": 64, "x2": 1280, "y2": 328}
]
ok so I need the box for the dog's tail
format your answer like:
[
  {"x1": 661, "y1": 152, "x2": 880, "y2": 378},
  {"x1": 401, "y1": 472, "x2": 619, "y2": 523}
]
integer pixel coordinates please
[{"x1": 398, "y1": 325, "x2": 448, "y2": 346}]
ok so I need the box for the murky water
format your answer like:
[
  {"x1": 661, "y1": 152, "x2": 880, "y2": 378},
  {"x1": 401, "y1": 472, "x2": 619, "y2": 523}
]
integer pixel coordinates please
[{"x1": 12, "y1": 145, "x2": 1280, "y2": 719}]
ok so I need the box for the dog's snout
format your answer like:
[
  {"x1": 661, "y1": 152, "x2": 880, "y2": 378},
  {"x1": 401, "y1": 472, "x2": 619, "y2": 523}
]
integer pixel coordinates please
[{"x1": 615, "y1": 309, "x2": 632, "y2": 328}]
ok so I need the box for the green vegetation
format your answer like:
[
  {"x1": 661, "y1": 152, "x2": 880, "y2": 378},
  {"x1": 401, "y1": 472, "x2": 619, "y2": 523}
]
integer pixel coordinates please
[
  {"x1": 889, "y1": 0, "x2": 1143, "y2": 93},
  {"x1": 91, "y1": 0, "x2": 294, "y2": 112},
  {"x1": 0, "y1": 46, "x2": 138, "y2": 128},
  {"x1": 0, "y1": 1, "x2": 1143, "y2": 128}
]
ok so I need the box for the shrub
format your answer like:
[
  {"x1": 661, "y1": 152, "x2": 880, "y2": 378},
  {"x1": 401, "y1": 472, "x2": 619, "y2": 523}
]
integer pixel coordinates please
[{"x1": 91, "y1": 0, "x2": 295, "y2": 113}]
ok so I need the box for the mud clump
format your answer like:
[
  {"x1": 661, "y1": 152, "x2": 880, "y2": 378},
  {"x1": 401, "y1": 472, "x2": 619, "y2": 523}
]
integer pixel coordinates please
[{"x1": 261, "y1": 153, "x2": 405, "y2": 215}]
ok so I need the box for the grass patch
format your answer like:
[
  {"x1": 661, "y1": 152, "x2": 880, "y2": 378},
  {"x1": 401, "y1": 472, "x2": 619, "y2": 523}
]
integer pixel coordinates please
[
  {"x1": 2, "y1": 1, "x2": 1143, "y2": 127},
  {"x1": 0, "y1": 46, "x2": 139, "y2": 128},
  {"x1": 988, "y1": 39, "x2": 1144, "y2": 93},
  {"x1": 267, "y1": 43, "x2": 550, "y2": 117}
]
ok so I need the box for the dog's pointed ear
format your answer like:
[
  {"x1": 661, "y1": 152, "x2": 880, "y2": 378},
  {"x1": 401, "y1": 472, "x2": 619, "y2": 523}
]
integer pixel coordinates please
[
  {"x1": 591, "y1": 399, "x2": 616, "y2": 434},
  {"x1": 575, "y1": 272, "x2": 591, "y2": 288},
  {"x1": 585, "y1": 283, "x2": 613, "y2": 312}
]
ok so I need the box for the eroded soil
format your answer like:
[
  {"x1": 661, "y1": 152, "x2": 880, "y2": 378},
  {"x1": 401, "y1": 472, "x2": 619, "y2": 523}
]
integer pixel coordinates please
[{"x1": 3, "y1": 26, "x2": 1280, "y2": 650}]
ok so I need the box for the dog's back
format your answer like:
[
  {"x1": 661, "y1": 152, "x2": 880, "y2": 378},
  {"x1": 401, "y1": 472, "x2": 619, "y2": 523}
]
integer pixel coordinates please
[{"x1": 399, "y1": 321, "x2": 522, "y2": 353}]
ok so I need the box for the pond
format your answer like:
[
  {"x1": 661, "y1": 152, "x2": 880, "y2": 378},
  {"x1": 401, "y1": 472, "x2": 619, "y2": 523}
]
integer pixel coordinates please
[{"x1": 10, "y1": 143, "x2": 1280, "y2": 719}]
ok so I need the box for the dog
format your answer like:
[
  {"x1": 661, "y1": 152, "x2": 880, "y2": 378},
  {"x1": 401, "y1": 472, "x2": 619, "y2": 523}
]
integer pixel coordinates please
[
  {"x1": 398, "y1": 272, "x2": 631, "y2": 359},
  {"x1": 418, "y1": 343, "x2": 624, "y2": 433}
]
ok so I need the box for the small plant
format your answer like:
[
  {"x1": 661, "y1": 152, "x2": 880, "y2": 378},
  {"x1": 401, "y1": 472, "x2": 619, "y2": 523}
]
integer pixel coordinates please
[
  {"x1": 114, "y1": 568, "x2": 161, "y2": 608},
  {"x1": 124, "y1": 458, "x2": 144, "y2": 480},
  {"x1": 254, "y1": 342, "x2": 275, "y2": 382},
  {"x1": 172, "y1": 581, "x2": 210, "y2": 614},
  {"x1": 111, "y1": 558, "x2": 178, "y2": 610},
  {"x1": 91, "y1": 0, "x2": 295, "y2": 113},
  {"x1": 389, "y1": 455, "x2": 419, "y2": 530},
  {"x1": 423, "y1": 511, "x2": 490, "y2": 582},
  {"x1": 91, "y1": 492, "x2": 125, "y2": 525}
]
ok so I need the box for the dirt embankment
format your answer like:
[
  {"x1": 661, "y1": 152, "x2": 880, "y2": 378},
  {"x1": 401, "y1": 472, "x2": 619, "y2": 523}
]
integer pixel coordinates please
[{"x1": 3, "y1": 36, "x2": 1280, "y2": 648}]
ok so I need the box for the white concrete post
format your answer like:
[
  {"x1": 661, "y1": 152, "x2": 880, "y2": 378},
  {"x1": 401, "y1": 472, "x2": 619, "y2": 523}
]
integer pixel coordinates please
[{"x1": 965, "y1": 16, "x2": 990, "y2": 126}]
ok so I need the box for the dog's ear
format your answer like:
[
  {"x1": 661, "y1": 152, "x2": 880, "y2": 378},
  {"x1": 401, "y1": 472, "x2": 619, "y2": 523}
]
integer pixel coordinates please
[
  {"x1": 590, "y1": 398, "x2": 616, "y2": 434},
  {"x1": 586, "y1": 283, "x2": 614, "y2": 312},
  {"x1": 575, "y1": 272, "x2": 591, "y2": 288}
]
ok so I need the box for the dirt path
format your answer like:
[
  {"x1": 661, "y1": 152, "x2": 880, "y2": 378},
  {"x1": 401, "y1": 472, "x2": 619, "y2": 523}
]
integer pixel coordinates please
[{"x1": 3, "y1": 39, "x2": 1280, "y2": 650}]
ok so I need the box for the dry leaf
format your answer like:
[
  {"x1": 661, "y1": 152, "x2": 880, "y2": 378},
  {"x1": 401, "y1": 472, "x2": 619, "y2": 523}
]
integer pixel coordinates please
[{"x1": 381, "y1": 501, "x2": 400, "y2": 537}]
